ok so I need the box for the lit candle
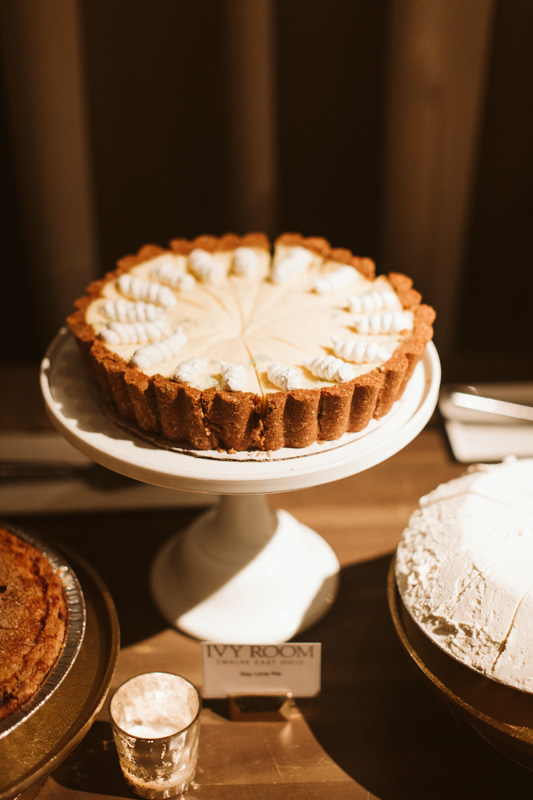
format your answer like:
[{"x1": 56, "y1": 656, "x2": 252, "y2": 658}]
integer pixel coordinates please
[{"x1": 109, "y1": 672, "x2": 201, "y2": 799}]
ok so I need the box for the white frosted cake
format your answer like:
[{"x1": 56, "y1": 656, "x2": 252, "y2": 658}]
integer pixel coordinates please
[{"x1": 395, "y1": 458, "x2": 533, "y2": 693}]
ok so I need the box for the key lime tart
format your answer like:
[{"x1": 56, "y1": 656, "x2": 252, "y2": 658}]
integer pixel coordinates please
[
  {"x1": 395, "y1": 458, "x2": 533, "y2": 693},
  {"x1": 67, "y1": 232, "x2": 435, "y2": 452}
]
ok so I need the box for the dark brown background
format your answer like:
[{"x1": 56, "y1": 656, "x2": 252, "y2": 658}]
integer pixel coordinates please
[{"x1": 1, "y1": 0, "x2": 532, "y2": 379}]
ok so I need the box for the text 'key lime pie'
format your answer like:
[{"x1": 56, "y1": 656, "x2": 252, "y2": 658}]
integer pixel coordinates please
[{"x1": 67, "y1": 232, "x2": 435, "y2": 452}]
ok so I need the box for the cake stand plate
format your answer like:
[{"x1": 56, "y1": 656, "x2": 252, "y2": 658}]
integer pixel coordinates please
[
  {"x1": 41, "y1": 330, "x2": 440, "y2": 642},
  {"x1": 388, "y1": 559, "x2": 533, "y2": 771}
]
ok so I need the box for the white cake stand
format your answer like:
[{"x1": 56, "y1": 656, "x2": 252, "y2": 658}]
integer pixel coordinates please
[{"x1": 41, "y1": 329, "x2": 440, "y2": 643}]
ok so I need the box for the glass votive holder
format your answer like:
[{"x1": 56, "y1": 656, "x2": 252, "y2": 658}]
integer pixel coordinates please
[{"x1": 109, "y1": 672, "x2": 202, "y2": 799}]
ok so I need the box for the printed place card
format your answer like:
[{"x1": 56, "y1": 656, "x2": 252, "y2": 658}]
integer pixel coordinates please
[{"x1": 201, "y1": 642, "x2": 322, "y2": 698}]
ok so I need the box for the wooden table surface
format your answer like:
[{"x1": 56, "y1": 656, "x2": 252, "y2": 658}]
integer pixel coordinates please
[{"x1": 2, "y1": 365, "x2": 533, "y2": 799}]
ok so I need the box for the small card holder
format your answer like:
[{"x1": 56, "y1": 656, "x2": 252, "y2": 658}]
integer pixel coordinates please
[
  {"x1": 229, "y1": 693, "x2": 293, "y2": 722},
  {"x1": 201, "y1": 641, "x2": 321, "y2": 721}
]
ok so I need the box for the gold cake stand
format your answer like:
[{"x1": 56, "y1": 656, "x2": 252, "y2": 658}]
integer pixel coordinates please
[
  {"x1": 388, "y1": 558, "x2": 533, "y2": 771},
  {"x1": 0, "y1": 544, "x2": 120, "y2": 800}
]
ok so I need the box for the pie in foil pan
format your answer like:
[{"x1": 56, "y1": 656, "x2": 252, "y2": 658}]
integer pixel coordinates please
[{"x1": 0, "y1": 522, "x2": 86, "y2": 739}]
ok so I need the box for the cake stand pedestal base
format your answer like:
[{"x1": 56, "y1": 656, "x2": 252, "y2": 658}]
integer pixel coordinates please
[
  {"x1": 42, "y1": 331, "x2": 440, "y2": 645},
  {"x1": 150, "y1": 494, "x2": 339, "y2": 642}
]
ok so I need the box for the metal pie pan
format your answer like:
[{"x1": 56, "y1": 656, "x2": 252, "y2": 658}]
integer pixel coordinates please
[{"x1": 0, "y1": 521, "x2": 86, "y2": 738}]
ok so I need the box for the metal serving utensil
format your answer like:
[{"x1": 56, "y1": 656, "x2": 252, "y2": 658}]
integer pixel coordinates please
[{"x1": 439, "y1": 385, "x2": 533, "y2": 425}]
